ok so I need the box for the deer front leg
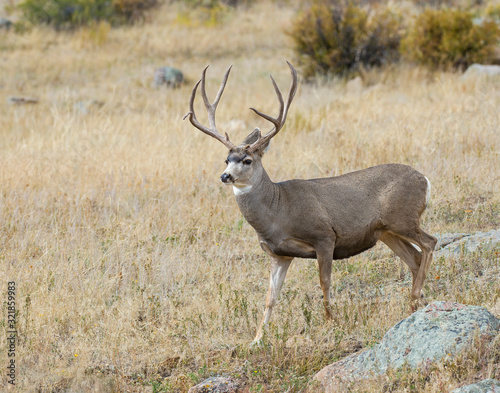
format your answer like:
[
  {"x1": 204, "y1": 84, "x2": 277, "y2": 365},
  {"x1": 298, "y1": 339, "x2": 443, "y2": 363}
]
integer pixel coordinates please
[
  {"x1": 317, "y1": 247, "x2": 334, "y2": 320},
  {"x1": 253, "y1": 255, "x2": 293, "y2": 344}
]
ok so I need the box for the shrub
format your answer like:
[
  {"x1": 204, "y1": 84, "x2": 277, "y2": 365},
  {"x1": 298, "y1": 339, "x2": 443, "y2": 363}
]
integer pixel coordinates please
[
  {"x1": 113, "y1": 0, "x2": 158, "y2": 22},
  {"x1": 175, "y1": 0, "x2": 256, "y2": 27},
  {"x1": 18, "y1": 0, "x2": 158, "y2": 29},
  {"x1": 175, "y1": 0, "x2": 230, "y2": 27},
  {"x1": 180, "y1": 0, "x2": 253, "y2": 8},
  {"x1": 402, "y1": 8, "x2": 500, "y2": 71},
  {"x1": 288, "y1": 3, "x2": 402, "y2": 79},
  {"x1": 411, "y1": 0, "x2": 484, "y2": 8}
]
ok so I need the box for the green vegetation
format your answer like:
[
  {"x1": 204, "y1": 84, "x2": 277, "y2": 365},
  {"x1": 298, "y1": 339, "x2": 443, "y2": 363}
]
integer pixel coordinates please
[
  {"x1": 402, "y1": 8, "x2": 500, "y2": 70},
  {"x1": 18, "y1": 0, "x2": 158, "y2": 29}
]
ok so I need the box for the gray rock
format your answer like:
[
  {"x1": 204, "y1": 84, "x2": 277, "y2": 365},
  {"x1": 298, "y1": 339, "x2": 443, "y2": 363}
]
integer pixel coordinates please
[
  {"x1": 435, "y1": 229, "x2": 500, "y2": 257},
  {"x1": 153, "y1": 66, "x2": 184, "y2": 88},
  {"x1": 314, "y1": 301, "x2": 500, "y2": 392},
  {"x1": 0, "y1": 17, "x2": 12, "y2": 30},
  {"x1": 434, "y1": 232, "x2": 470, "y2": 251},
  {"x1": 462, "y1": 64, "x2": 500, "y2": 79},
  {"x1": 73, "y1": 99, "x2": 104, "y2": 115},
  {"x1": 188, "y1": 376, "x2": 242, "y2": 393},
  {"x1": 452, "y1": 379, "x2": 500, "y2": 393}
]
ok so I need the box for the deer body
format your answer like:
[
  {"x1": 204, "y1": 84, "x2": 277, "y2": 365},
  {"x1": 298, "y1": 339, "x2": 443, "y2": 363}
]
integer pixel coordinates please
[
  {"x1": 235, "y1": 163, "x2": 428, "y2": 261},
  {"x1": 184, "y1": 62, "x2": 437, "y2": 343}
]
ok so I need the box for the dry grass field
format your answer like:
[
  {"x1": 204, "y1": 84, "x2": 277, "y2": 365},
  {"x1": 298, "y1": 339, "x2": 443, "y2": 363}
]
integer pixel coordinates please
[{"x1": 1, "y1": 2, "x2": 500, "y2": 392}]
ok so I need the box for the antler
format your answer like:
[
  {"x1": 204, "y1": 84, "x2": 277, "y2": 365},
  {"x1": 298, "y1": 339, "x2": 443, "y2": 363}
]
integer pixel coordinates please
[
  {"x1": 248, "y1": 61, "x2": 298, "y2": 153},
  {"x1": 183, "y1": 65, "x2": 236, "y2": 150}
]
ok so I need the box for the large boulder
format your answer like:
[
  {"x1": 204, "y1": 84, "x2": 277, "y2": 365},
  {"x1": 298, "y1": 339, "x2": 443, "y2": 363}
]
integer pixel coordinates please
[
  {"x1": 314, "y1": 301, "x2": 500, "y2": 392},
  {"x1": 451, "y1": 379, "x2": 500, "y2": 393},
  {"x1": 435, "y1": 229, "x2": 500, "y2": 257}
]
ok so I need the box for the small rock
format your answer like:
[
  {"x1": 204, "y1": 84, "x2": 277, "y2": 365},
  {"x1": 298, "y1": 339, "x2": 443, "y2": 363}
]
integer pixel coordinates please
[
  {"x1": 7, "y1": 96, "x2": 38, "y2": 105},
  {"x1": 188, "y1": 376, "x2": 242, "y2": 393},
  {"x1": 153, "y1": 66, "x2": 184, "y2": 88},
  {"x1": 461, "y1": 64, "x2": 500, "y2": 79},
  {"x1": 314, "y1": 301, "x2": 500, "y2": 392},
  {"x1": 0, "y1": 17, "x2": 13, "y2": 30},
  {"x1": 451, "y1": 379, "x2": 500, "y2": 393},
  {"x1": 73, "y1": 99, "x2": 104, "y2": 115}
]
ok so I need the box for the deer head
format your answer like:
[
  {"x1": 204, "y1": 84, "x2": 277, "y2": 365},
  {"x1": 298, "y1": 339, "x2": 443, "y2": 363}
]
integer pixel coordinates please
[{"x1": 183, "y1": 61, "x2": 298, "y2": 194}]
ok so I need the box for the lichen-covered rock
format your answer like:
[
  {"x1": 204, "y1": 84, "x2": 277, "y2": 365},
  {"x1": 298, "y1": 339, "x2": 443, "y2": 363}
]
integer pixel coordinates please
[
  {"x1": 153, "y1": 66, "x2": 184, "y2": 88},
  {"x1": 188, "y1": 376, "x2": 242, "y2": 393},
  {"x1": 314, "y1": 301, "x2": 500, "y2": 392},
  {"x1": 436, "y1": 229, "x2": 500, "y2": 257},
  {"x1": 434, "y1": 233, "x2": 470, "y2": 251},
  {"x1": 0, "y1": 17, "x2": 13, "y2": 30},
  {"x1": 451, "y1": 379, "x2": 500, "y2": 393}
]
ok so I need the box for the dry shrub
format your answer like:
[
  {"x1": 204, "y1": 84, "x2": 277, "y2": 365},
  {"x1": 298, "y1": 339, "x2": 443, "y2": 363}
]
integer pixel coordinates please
[
  {"x1": 112, "y1": 0, "x2": 158, "y2": 22},
  {"x1": 288, "y1": 2, "x2": 401, "y2": 79},
  {"x1": 402, "y1": 8, "x2": 500, "y2": 71}
]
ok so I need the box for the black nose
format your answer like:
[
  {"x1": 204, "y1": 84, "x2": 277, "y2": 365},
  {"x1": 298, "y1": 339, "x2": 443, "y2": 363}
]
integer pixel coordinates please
[{"x1": 221, "y1": 173, "x2": 232, "y2": 183}]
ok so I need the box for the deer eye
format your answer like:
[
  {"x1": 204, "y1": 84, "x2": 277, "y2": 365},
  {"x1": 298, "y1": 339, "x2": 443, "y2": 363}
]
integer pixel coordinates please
[
  {"x1": 243, "y1": 159, "x2": 253, "y2": 165},
  {"x1": 224, "y1": 159, "x2": 229, "y2": 165}
]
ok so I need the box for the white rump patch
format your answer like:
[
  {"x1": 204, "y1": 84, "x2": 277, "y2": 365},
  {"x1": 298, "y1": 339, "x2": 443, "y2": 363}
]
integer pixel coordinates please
[
  {"x1": 425, "y1": 176, "x2": 432, "y2": 206},
  {"x1": 233, "y1": 185, "x2": 253, "y2": 195}
]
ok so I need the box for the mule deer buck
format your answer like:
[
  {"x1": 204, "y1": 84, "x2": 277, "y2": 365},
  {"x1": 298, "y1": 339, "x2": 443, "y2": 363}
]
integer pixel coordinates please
[{"x1": 184, "y1": 62, "x2": 437, "y2": 343}]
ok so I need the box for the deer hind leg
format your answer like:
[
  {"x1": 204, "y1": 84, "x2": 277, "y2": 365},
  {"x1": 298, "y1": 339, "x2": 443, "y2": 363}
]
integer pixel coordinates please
[
  {"x1": 380, "y1": 232, "x2": 421, "y2": 283},
  {"x1": 410, "y1": 229, "x2": 437, "y2": 302},
  {"x1": 253, "y1": 255, "x2": 293, "y2": 343},
  {"x1": 383, "y1": 229, "x2": 437, "y2": 308}
]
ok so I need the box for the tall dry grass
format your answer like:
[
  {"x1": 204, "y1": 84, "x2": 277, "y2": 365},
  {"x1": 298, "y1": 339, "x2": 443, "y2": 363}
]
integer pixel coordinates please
[{"x1": 0, "y1": 2, "x2": 499, "y2": 392}]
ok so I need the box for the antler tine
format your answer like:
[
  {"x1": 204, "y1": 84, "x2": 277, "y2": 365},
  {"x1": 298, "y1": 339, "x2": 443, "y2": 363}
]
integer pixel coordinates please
[
  {"x1": 183, "y1": 65, "x2": 236, "y2": 150},
  {"x1": 248, "y1": 61, "x2": 298, "y2": 153},
  {"x1": 201, "y1": 65, "x2": 231, "y2": 130},
  {"x1": 250, "y1": 75, "x2": 285, "y2": 130}
]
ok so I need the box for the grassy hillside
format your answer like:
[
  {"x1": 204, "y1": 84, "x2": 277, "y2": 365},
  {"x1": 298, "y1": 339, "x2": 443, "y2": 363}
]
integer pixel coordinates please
[{"x1": 1, "y1": 2, "x2": 499, "y2": 392}]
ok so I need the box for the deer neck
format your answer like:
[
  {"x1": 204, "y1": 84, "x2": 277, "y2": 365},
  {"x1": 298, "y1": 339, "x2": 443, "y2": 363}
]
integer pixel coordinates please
[{"x1": 234, "y1": 168, "x2": 280, "y2": 233}]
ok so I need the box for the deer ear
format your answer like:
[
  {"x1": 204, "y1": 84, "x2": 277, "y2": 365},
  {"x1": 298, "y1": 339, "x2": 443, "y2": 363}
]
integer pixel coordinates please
[
  {"x1": 256, "y1": 139, "x2": 270, "y2": 155},
  {"x1": 240, "y1": 128, "x2": 270, "y2": 155},
  {"x1": 241, "y1": 128, "x2": 261, "y2": 146}
]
